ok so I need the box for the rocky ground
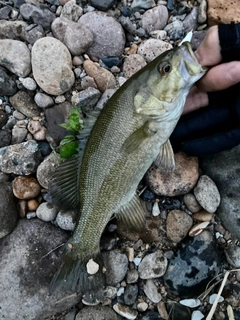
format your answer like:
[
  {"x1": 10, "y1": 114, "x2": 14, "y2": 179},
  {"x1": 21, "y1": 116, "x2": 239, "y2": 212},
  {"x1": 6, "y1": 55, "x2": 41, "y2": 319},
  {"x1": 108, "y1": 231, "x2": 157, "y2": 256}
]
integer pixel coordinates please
[{"x1": 0, "y1": 0, "x2": 240, "y2": 319}]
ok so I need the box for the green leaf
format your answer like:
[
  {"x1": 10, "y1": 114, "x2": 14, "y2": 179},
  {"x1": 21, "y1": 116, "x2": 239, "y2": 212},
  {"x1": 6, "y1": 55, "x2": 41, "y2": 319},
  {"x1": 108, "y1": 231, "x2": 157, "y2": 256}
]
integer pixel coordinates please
[
  {"x1": 60, "y1": 109, "x2": 83, "y2": 133},
  {"x1": 60, "y1": 141, "x2": 79, "y2": 159},
  {"x1": 59, "y1": 135, "x2": 76, "y2": 146}
]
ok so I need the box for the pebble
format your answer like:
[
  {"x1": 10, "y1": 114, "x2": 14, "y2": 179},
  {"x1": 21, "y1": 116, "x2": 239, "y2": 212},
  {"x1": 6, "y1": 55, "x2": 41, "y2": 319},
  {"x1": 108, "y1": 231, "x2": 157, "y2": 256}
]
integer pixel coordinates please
[
  {"x1": 0, "y1": 39, "x2": 31, "y2": 77},
  {"x1": 13, "y1": 110, "x2": 26, "y2": 120},
  {"x1": 141, "y1": 5, "x2": 168, "y2": 34},
  {"x1": 123, "y1": 54, "x2": 147, "y2": 78},
  {"x1": 32, "y1": 37, "x2": 75, "y2": 95},
  {"x1": 145, "y1": 152, "x2": 199, "y2": 197},
  {"x1": 167, "y1": 302, "x2": 191, "y2": 320},
  {"x1": 113, "y1": 303, "x2": 138, "y2": 320},
  {"x1": 0, "y1": 20, "x2": 27, "y2": 40},
  {"x1": 124, "y1": 284, "x2": 138, "y2": 305},
  {"x1": 20, "y1": 77, "x2": 37, "y2": 91},
  {"x1": 89, "y1": 0, "x2": 116, "y2": 11},
  {"x1": 11, "y1": 125, "x2": 28, "y2": 144},
  {"x1": 36, "y1": 152, "x2": 59, "y2": 189},
  {"x1": 25, "y1": 25, "x2": 45, "y2": 45},
  {"x1": 0, "y1": 140, "x2": 43, "y2": 175},
  {"x1": 54, "y1": 95, "x2": 66, "y2": 104},
  {"x1": 194, "y1": 175, "x2": 221, "y2": 213},
  {"x1": 149, "y1": 30, "x2": 167, "y2": 40},
  {"x1": 86, "y1": 259, "x2": 99, "y2": 275},
  {"x1": 166, "y1": 210, "x2": 193, "y2": 243},
  {"x1": 55, "y1": 210, "x2": 77, "y2": 231},
  {"x1": 61, "y1": 0, "x2": 83, "y2": 21},
  {"x1": 81, "y1": 76, "x2": 97, "y2": 90},
  {"x1": 138, "y1": 39, "x2": 172, "y2": 63},
  {"x1": 138, "y1": 250, "x2": 168, "y2": 279},
  {"x1": 18, "y1": 199, "x2": 28, "y2": 218},
  {"x1": 36, "y1": 202, "x2": 58, "y2": 222},
  {"x1": 28, "y1": 120, "x2": 47, "y2": 141},
  {"x1": 95, "y1": 88, "x2": 116, "y2": 111},
  {"x1": 143, "y1": 279, "x2": 162, "y2": 303},
  {"x1": 131, "y1": 0, "x2": 155, "y2": 10},
  {"x1": 180, "y1": 298, "x2": 201, "y2": 308},
  {"x1": 102, "y1": 250, "x2": 128, "y2": 285},
  {"x1": 79, "y1": 11, "x2": 125, "y2": 58},
  {"x1": 27, "y1": 199, "x2": 40, "y2": 211},
  {"x1": 0, "y1": 129, "x2": 11, "y2": 148},
  {"x1": 164, "y1": 20, "x2": 185, "y2": 40},
  {"x1": 0, "y1": 67, "x2": 18, "y2": 96},
  {"x1": 71, "y1": 87, "x2": 101, "y2": 113},
  {"x1": 20, "y1": 3, "x2": 55, "y2": 30},
  {"x1": 183, "y1": 6, "x2": 198, "y2": 33},
  {"x1": 0, "y1": 110, "x2": 8, "y2": 129},
  {"x1": 51, "y1": 17, "x2": 93, "y2": 56},
  {"x1": 83, "y1": 60, "x2": 116, "y2": 93},
  {"x1": 193, "y1": 210, "x2": 214, "y2": 222},
  {"x1": 191, "y1": 310, "x2": 205, "y2": 320},
  {"x1": 209, "y1": 293, "x2": 224, "y2": 304},
  {"x1": 164, "y1": 230, "x2": 223, "y2": 298},
  {"x1": 13, "y1": 176, "x2": 41, "y2": 200},
  {"x1": 37, "y1": 141, "x2": 52, "y2": 158},
  {"x1": 183, "y1": 193, "x2": 202, "y2": 213},
  {"x1": 137, "y1": 302, "x2": 148, "y2": 312},
  {"x1": 34, "y1": 92, "x2": 54, "y2": 108},
  {"x1": 76, "y1": 306, "x2": 118, "y2": 320},
  {"x1": 126, "y1": 269, "x2": 139, "y2": 284},
  {"x1": 9, "y1": 90, "x2": 40, "y2": 118}
]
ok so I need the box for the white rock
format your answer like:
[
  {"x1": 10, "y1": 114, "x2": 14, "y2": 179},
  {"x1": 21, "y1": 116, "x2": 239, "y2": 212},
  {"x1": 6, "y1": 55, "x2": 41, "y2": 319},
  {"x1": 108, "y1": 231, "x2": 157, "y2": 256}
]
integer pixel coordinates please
[
  {"x1": 56, "y1": 210, "x2": 76, "y2": 231},
  {"x1": 86, "y1": 259, "x2": 99, "y2": 275},
  {"x1": 20, "y1": 77, "x2": 37, "y2": 91},
  {"x1": 36, "y1": 152, "x2": 59, "y2": 189},
  {"x1": 113, "y1": 303, "x2": 138, "y2": 320},
  {"x1": 36, "y1": 202, "x2": 58, "y2": 222},
  {"x1": 143, "y1": 279, "x2": 161, "y2": 303},
  {"x1": 137, "y1": 302, "x2": 148, "y2": 312},
  {"x1": 152, "y1": 201, "x2": 160, "y2": 217},
  {"x1": 133, "y1": 257, "x2": 141, "y2": 266},
  {"x1": 191, "y1": 310, "x2": 204, "y2": 320},
  {"x1": 180, "y1": 298, "x2": 201, "y2": 308},
  {"x1": 209, "y1": 293, "x2": 224, "y2": 304},
  {"x1": 117, "y1": 287, "x2": 125, "y2": 296},
  {"x1": 138, "y1": 250, "x2": 168, "y2": 279}
]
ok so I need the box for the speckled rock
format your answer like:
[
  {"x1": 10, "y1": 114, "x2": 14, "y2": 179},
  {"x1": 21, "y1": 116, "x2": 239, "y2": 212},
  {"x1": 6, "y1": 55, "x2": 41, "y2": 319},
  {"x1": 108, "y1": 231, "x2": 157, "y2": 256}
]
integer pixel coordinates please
[
  {"x1": 138, "y1": 250, "x2": 168, "y2": 279},
  {"x1": 0, "y1": 140, "x2": 43, "y2": 175},
  {"x1": 164, "y1": 230, "x2": 223, "y2": 298},
  {"x1": 164, "y1": 20, "x2": 184, "y2": 40},
  {"x1": 36, "y1": 152, "x2": 59, "y2": 189},
  {"x1": 9, "y1": 91, "x2": 40, "y2": 118},
  {"x1": 194, "y1": 175, "x2": 221, "y2": 213},
  {"x1": 83, "y1": 60, "x2": 116, "y2": 92},
  {"x1": 25, "y1": 24, "x2": 45, "y2": 45},
  {"x1": 20, "y1": 3, "x2": 55, "y2": 29},
  {"x1": 51, "y1": 17, "x2": 93, "y2": 56},
  {"x1": 141, "y1": 5, "x2": 168, "y2": 34},
  {"x1": 95, "y1": 88, "x2": 117, "y2": 111},
  {"x1": 0, "y1": 218, "x2": 81, "y2": 320},
  {"x1": 124, "y1": 284, "x2": 138, "y2": 305},
  {"x1": 32, "y1": 37, "x2": 75, "y2": 95},
  {"x1": 0, "y1": 182, "x2": 18, "y2": 239},
  {"x1": 102, "y1": 250, "x2": 128, "y2": 285},
  {"x1": 0, "y1": 20, "x2": 27, "y2": 40},
  {"x1": 61, "y1": 0, "x2": 83, "y2": 21},
  {"x1": 123, "y1": 54, "x2": 147, "y2": 78},
  {"x1": 20, "y1": 77, "x2": 37, "y2": 91},
  {"x1": 207, "y1": 0, "x2": 240, "y2": 26},
  {"x1": 0, "y1": 39, "x2": 31, "y2": 77},
  {"x1": 166, "y1": 210, "x2": 193, "y2": 243},
  {"x1": 36, "y1": 202, "x2": 58, "y2": 222},
  {"x1": 138, "y1": 39, "x2": 172, "y2": 63},
  {"x1": 13, "y1": 176, "x2": 41, "y2": 200},
  {"x1": 76, "y1": 306, "x2": 118, "y2": 320},
  {"x1": 79, "y1": 11, "x2": 125, "y2": 58},
  {"x1": 145, "y1": 152, "x2": 199, "y2": 197},
  {"x1": 56, "y1": 210, "x2": 77, "y2": 231}
]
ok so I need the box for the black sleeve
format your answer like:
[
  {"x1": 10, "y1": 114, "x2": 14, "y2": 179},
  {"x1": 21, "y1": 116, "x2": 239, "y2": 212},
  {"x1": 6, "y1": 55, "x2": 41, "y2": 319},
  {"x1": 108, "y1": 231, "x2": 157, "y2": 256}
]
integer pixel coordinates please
[{"x1": 218, "y1": 23, "x2": 240, "y2": 62}]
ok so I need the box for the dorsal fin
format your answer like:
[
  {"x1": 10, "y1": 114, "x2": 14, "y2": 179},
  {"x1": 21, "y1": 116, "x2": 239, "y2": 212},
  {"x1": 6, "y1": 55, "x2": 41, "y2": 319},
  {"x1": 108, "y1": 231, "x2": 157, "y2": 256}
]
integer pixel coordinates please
[{"x1": 49, "y1": 111, "x2": 100, "y2": 210}]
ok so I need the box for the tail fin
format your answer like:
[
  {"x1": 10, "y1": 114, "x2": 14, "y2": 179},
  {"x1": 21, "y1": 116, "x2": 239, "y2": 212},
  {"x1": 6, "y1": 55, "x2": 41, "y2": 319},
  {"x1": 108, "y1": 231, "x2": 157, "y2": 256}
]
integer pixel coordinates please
[{"x1": 50, "y1": 245, "x2": 105, "y2": 304}]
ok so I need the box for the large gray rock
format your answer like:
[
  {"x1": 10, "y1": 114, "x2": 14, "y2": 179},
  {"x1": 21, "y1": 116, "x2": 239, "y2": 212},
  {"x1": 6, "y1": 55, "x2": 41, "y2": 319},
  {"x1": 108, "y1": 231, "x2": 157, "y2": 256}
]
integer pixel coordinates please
[
  {"x1": 0, "y1": 39, "x2": 31, "y2": 77},
  {"x1": 0, "y1": 183, "x2": 18, "y2": 239},
  {"x1": 0, "y1": 218, "x2": 81, "y2": 320},
  {"x1": 79, "y1": 11, "x2": 125, "y2": 58},
  {"x1": 32, "y1": 37, "x2": 75, "y2": 95},
  {"x1": 51, "y1": 17, "x2": 93, "y2": 56},
  {"x1": 201, "y1": 144, "x2": 240, "y2": 240}
]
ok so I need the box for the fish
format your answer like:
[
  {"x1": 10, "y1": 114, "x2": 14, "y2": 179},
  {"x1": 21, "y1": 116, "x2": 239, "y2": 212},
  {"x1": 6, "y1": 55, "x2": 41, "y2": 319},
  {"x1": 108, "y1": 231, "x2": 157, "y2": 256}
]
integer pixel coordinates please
[{"x1": 49, "y1": 41, "x2": 206, "y2": 301}]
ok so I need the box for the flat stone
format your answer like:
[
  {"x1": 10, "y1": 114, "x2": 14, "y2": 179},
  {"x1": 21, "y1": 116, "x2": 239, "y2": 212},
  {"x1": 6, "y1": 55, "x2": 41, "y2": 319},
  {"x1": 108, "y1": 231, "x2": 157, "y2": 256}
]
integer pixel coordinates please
[
  {"x1": 123, "y1": 54, "x2": 147, "y2": 79},
  {"x1": 143, "y1": 279, "x2": 162, "y2": 303},
  {"x1": 10, "y1": 91, "x2": 40, "y2": 118},
  {"x1": 166, "y1": 210, "x2": 193, "y2": 243},
  {"x1": 141, "y1": 5, "x2": 168, "y2": 34},
  {"x1": 51, "y1": 17, "x2": 93, "y2": 56},
  {"x1": 25, "y1": 24, "x2": 45, "y2": 45},
  {"x1": 20, "y1": 3, "x2": 55, "y2": 30},
  {"x1": 83, "y1": 60, "x2": 116, "y2": 93},
  {"x1": 207, "y1": 0, "x2": 240, "y2": 26},
  {"x1": 0, "y1": 182, "x2": 18, "y2": 239},
  {"x1": 194, "y1": 175, "x2": 221, "y2": 213},
  {"x1": 102, "y1": 250, "x2": 128, "y2": 285},
  {"x1": 0, "y1": 218, "x2": 81, "y2": 320},
  {"x1": 71, "y1": 87, "x2": 101, "y2": 113},
  {"x1": 145, "y1": 152, "x2": 199, "y2": 197},
  {"x1": 138, "y1": 250, "x2": 168, "y2": 279},
  {"x1": 138, "y1": 39, "x2": 172, "y2": 63},
  {"x1": 183, "y1": 193, "x2": 202, "y2": 213},
  {"x1": 79, "y1": 11, "x2": 125, "y2": 58},
  {"x1": 0, "y1": 20, "x2": 27, "y2": 40},
  {"x1": 0, "y1": 39, "x2": 31, "y2": 77},
  {"x1": 32, "y1": 37, "x2": 75, "y2": 95},
  {"x1": 113, "y1": 303, "x2": 138, "y2": 320}
]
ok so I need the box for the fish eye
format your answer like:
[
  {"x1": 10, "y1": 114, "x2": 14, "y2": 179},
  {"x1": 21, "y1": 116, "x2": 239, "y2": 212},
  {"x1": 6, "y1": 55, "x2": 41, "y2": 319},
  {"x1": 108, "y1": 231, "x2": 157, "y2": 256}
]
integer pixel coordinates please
[{"x1": 159, "y1": 63, "x2": 171, "y2": 75}]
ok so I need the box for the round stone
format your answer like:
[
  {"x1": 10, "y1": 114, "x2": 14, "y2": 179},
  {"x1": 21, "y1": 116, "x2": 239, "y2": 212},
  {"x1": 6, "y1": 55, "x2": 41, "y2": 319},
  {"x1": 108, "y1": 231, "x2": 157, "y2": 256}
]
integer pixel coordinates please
[
  {"x1": 166, "y1": 210, "x2": 193, "y2": 243},
  {"x1": 13, "y1": 176, "x2": 41, "y2": 200},
  {"x1": 32, "y1": 37, "x2": 75, "y2": 95},
  {"x1": 34, "y1": 93, "x2": 54, "y2": 108},
  {"x1": 141, "y1": 5, "x2": 168, "y2": 34},
  {"x1": 36, "y1": 202, "x2": 58, "y2": 222}
]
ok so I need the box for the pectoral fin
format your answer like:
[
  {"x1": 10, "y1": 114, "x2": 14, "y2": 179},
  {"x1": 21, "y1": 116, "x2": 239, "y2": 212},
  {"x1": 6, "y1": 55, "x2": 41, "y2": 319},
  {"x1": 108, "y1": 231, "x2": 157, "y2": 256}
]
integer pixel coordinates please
[
  {"x1": 115, "y1": 194, "x2": 146, "y2": 230},
  {"x1": 154, "y1": 139, "x2": 175, "y2": 171}
]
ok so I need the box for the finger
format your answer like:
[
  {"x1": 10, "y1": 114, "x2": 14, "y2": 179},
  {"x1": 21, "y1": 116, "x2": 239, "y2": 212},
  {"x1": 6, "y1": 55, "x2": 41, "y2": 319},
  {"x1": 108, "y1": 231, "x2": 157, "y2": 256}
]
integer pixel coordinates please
[{"x1": 196, "y1": 61, "x2": 240, "y2": 92}]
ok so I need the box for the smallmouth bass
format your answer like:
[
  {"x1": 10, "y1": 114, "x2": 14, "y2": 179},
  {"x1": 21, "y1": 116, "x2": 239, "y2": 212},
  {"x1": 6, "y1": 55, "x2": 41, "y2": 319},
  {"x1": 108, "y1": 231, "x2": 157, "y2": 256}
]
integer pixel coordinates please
[{"x1": 50, "y1": 42, "x2": 206, "y2": 301}]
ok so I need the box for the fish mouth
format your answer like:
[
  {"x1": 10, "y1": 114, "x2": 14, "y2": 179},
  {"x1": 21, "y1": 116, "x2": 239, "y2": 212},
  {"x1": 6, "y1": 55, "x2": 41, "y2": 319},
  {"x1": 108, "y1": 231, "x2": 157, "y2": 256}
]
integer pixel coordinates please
[{"x1": 180, "y1": 42, "x2": 207, "y2": 79}]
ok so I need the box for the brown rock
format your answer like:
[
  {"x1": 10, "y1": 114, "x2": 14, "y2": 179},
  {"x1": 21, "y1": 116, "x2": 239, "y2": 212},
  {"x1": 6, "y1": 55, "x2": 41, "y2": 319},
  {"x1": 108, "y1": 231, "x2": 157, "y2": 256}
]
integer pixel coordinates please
[
  {"x1": 83, "y1": 60, "x2": 116, "y2": 92},
  {"x1": 207, "y1": 0, "x2": 240, "y2": 26},
  {"x1": 122, "y1": 54, "x2": 147, "y2": 79},
  {"x1": 166, "y1": 210, "x2": 193, "y2": 243},
  {"x1": 18, "y1": 200, "x2": 28, "y2": 218},
  {"x1": 193, "y1": 210, "x2": 214, "y2": 222},
  {"x1": 13, "y1": 176, "x2": 41, "y2": 200},
  {"x1": 145, "y1": 152, "x2": 199, "y2": 197},
  {"x1": 27, "y1": 199, "x2": 40, "y2": 211}
]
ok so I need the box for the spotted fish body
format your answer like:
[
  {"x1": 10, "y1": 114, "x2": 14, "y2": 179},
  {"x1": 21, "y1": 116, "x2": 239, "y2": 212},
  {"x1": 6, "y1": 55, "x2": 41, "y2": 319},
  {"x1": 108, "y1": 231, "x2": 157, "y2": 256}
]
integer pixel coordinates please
[{"x1": 50, "y1": 42, "x2": 206, "y2": 299}]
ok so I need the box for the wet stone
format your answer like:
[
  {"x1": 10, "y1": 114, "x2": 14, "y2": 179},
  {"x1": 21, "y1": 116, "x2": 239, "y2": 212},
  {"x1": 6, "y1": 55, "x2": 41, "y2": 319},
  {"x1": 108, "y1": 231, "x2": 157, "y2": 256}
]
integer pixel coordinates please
[
  {"x1": 0, "y1": 140, "x2": 43, "y2": 175},
  {"x1": 163, "y1": 230, "x2": 223, "y2": 298}
]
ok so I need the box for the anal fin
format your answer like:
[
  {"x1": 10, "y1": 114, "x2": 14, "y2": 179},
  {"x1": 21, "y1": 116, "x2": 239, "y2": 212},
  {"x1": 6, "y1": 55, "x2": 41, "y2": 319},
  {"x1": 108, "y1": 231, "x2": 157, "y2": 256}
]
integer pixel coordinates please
[
  {"x1": 154, "y1": 139, "x2": 175, "y2": 171},
  {"x1": 115, "y1": 194, "x2": 146, "y2": 230}
]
